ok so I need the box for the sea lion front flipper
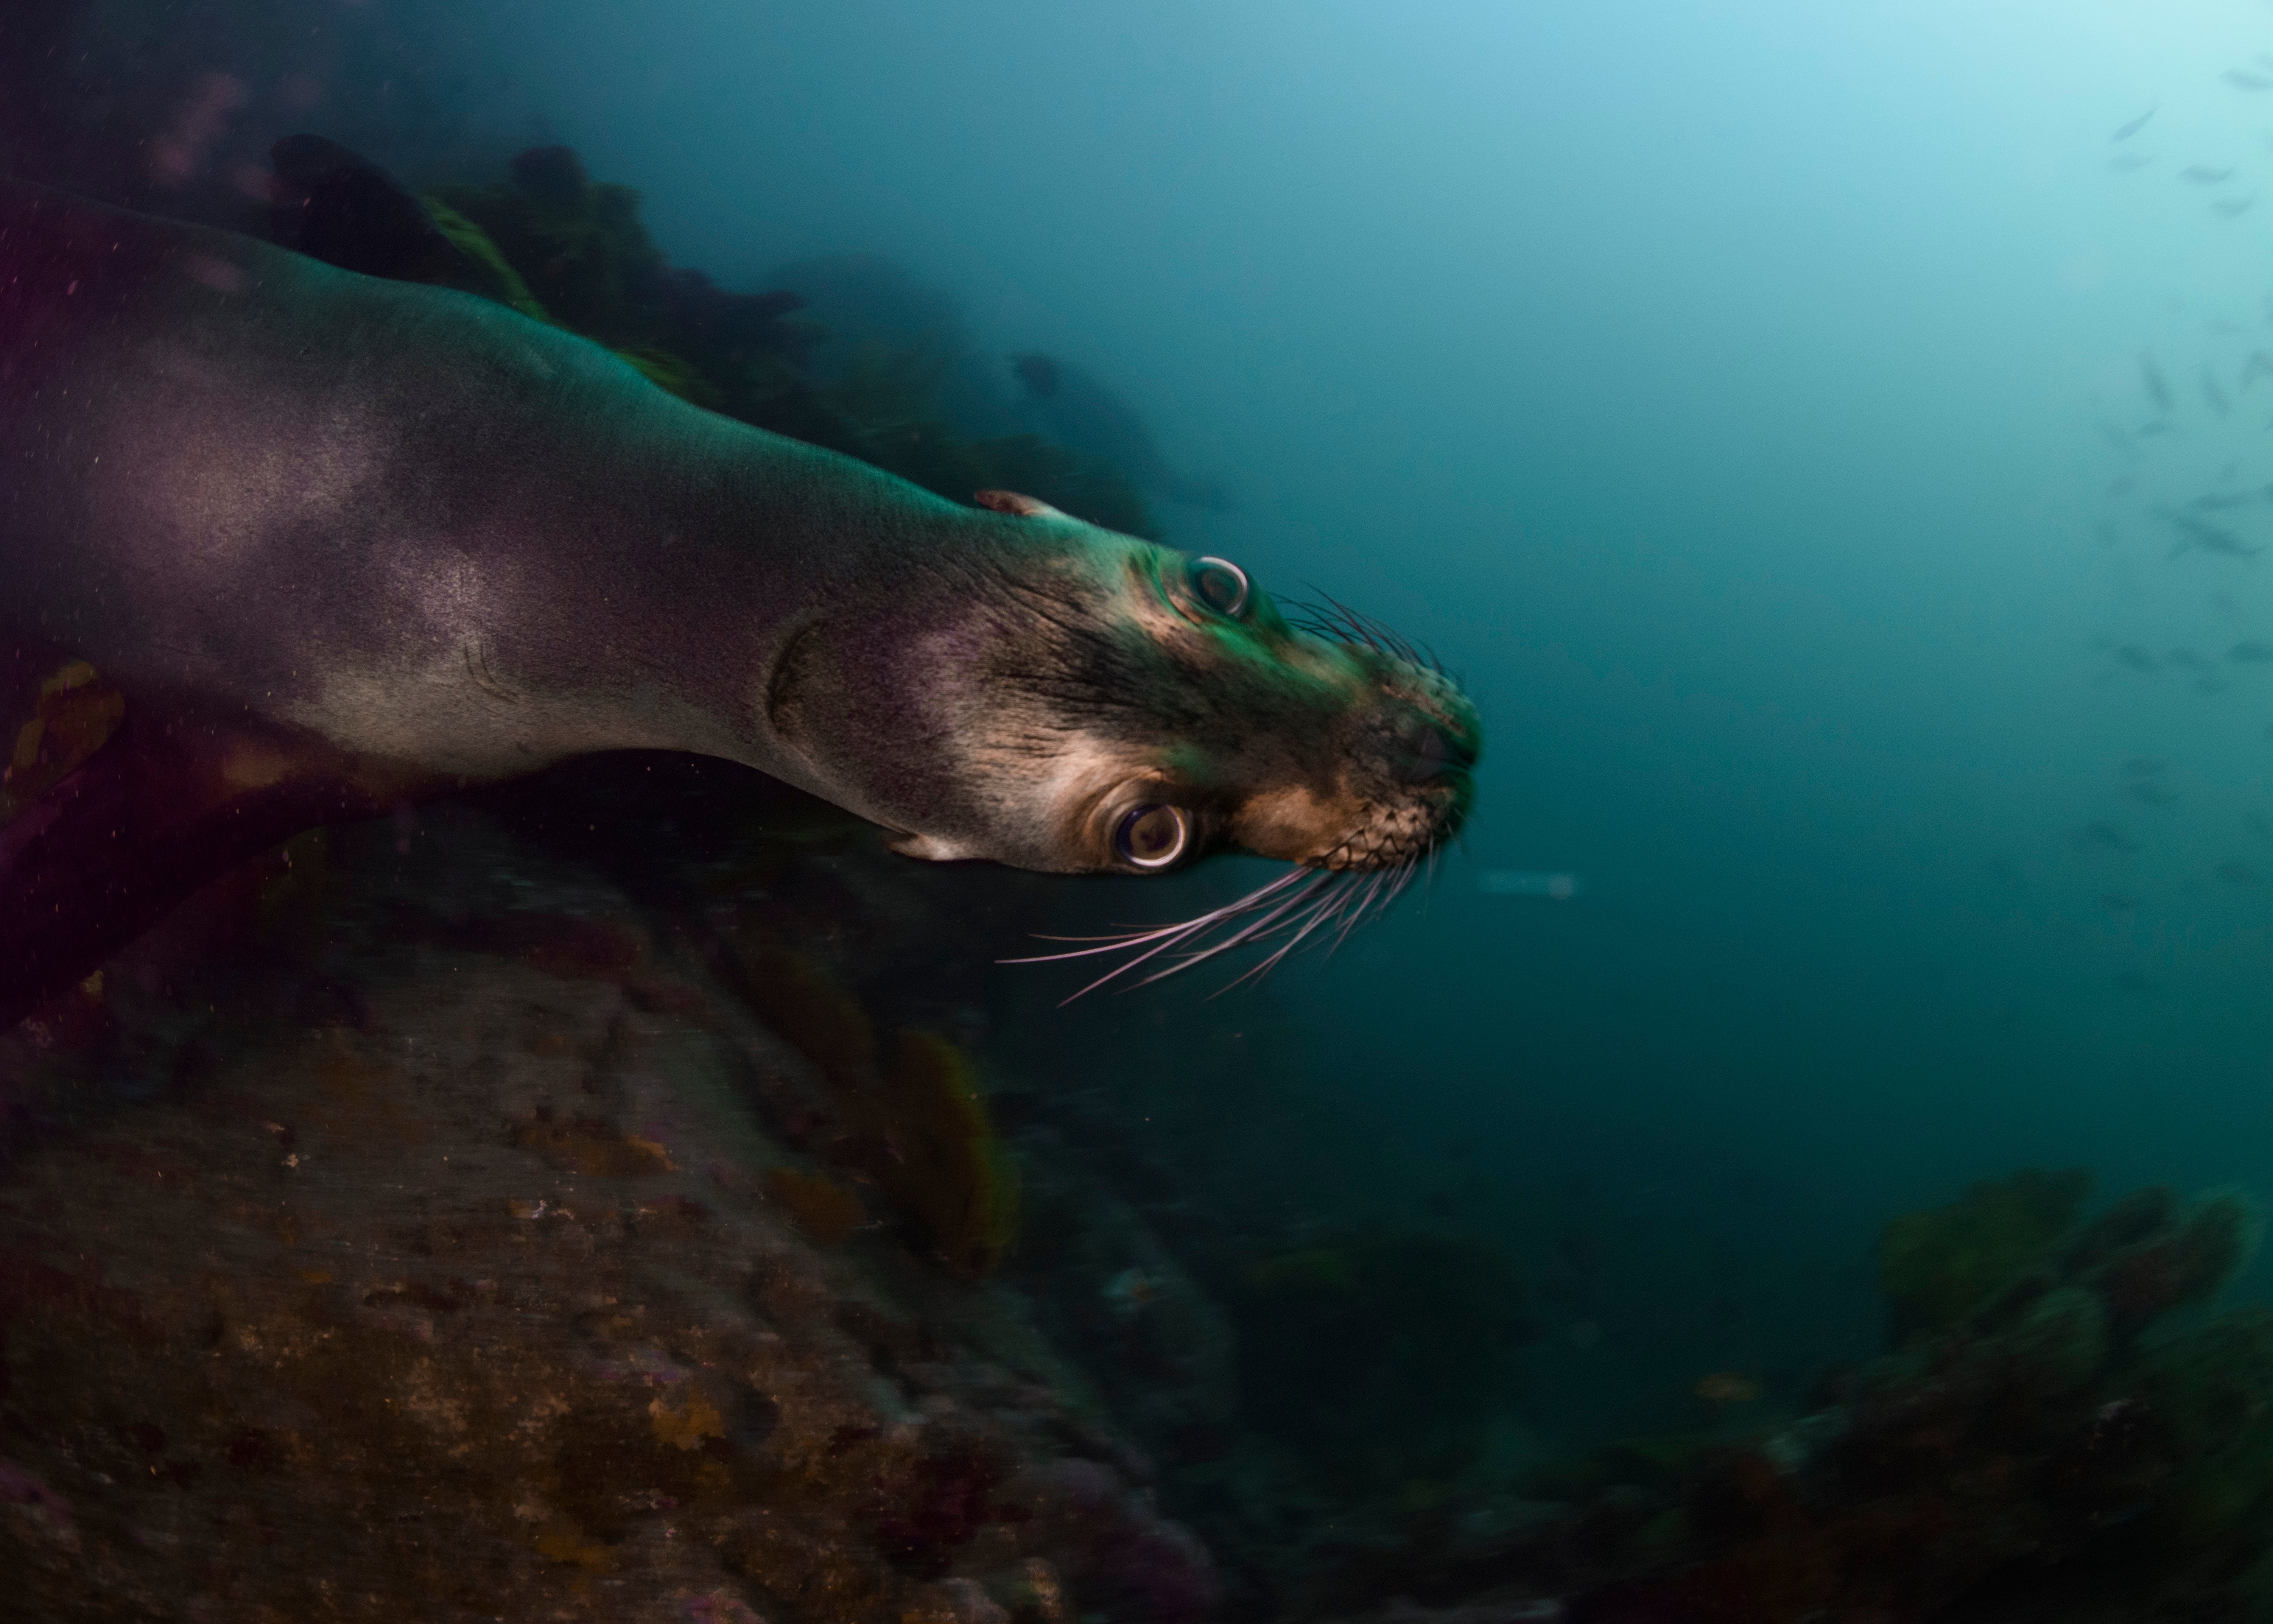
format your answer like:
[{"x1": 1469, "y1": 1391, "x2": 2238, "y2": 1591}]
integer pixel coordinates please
[{"x1": 0, "y1": 708, "x2": 377, "y2": 1030}]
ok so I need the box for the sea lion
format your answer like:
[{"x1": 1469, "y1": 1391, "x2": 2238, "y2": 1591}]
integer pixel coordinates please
[{"x1": 0, "y1": 172, "x2": 1479, "y2": 1027}]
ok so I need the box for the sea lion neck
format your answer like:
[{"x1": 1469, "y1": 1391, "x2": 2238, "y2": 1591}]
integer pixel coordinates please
[{"x1": 0, "y1": 176, "x2": 1001, "y2": 801}]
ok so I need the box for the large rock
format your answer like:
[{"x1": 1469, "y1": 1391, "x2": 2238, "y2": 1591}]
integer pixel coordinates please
[{"x1": 0, "y1": 806, "x2": 1217, "y2": 1623}]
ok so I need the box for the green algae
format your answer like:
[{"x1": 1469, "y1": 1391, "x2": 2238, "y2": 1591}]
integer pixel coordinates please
[
  {"x1": 419, "y1": 194, "x2": 550, "y2": 322},
  {"x1": 1878, "y1": 1166, "x2": 2091, "y2": 1342}
]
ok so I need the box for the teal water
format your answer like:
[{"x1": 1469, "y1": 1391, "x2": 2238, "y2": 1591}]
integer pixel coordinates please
[{"x1": 11, "y1": 2, "x2": 2273, "y2": 1615}]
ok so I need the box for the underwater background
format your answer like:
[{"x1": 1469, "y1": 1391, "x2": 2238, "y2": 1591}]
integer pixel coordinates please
[{"x1": 9, "y1": 1, "x2": 2273, "y2": 1619}]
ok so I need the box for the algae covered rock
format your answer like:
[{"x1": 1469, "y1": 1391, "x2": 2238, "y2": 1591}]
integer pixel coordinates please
[
  {"x1": 0, "y1": 783, "x2": 1201, "y2": 1622},
  {"x1": 2134, "y1": 1306, "x2": 2273, "y2": 1554},
  {"x1": 428, "y1": 144, "x2": 671, "y2": 343},
  {"x1": 1878, "y1": 1165, "x2": 2091, "y2": 1342},
  {"x1": 2082, "y1": 1186, "x2": 2263, "y2": 1338},
  {"x1": 715, "y1": 939, "x2": 1020, "y2": 1280}
]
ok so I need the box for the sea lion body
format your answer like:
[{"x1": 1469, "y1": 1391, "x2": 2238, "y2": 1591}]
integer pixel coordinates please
[
  {"x1": 2, "y1": 178, "x2": 1002, "y2": 823},
  {"x1": 0, "y1": 176, "x2": 1477, "y2": 1024}
]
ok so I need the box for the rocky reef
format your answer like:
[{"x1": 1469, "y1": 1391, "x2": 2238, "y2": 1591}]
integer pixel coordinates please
[
  {"x1": 1280, "y1": 1171, "x2": 2273, "y2": 1624},
  {"x1": 0, "y1": 763, "x2": 1224, "y2": 1623},
  {"x1": 10, "y1": 685, "x2": 2273, "y2": 1624}
]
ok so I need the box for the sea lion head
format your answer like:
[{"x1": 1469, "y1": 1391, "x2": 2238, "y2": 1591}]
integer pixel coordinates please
[{"x1": 764, "y1": 492, "x2": 1479, "y2": 892}]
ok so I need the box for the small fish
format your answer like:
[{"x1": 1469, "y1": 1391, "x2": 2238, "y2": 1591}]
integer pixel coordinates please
[
  {"x1": 1694, "y1": 1372, "x2": 1761, "y2": 1404},
  {"x1": 2127, "y1": 780, "x2": 2183, "y2": 804},
  {"x1": 2141, "y1": 353, "x2": 2174, "y2": 413},
  {"x1": 2137, "y1": 419, "x2": 2171, "y2": 437},
  {"x1": 2109, "y1": 154, "x2": 2156, "y2": 171},
  {"x1": 2219, "y1": 859, "x2": 2261, "y2": 884},
  {"x1": 2225, "y1": 69, "x2": 2273, "y2": 90},
  {"x1": 2123, "y1": 756, "x2": 2166, "y2": 776},
  {"x1": 2096, "y1": 422, "x2": 2137, "y2": 457},
  {"x1": 2232, "y1": 640, "x2": 2273, "y2": 662},
  {"x1": 2183, "y1": 165, "x2": 2239, "y2": 184},
  {"x1": 2217, "y1": 195, "x2": 2259, "y2": 218},
  {"x1": 2108, "y1": 477, "x2": 2133, "y2": 498},
  {"x1": 2197, "y1": 673, "x2": 2235, "y2": 693},
  {"x1": 2246, "y1": 811, "x2": 2273, "y2": 844},
  {"x1": 2161, "y1": 507, "x2": 2264, "y2": 557},
  {"x1": 2243, "y1": 351, "x2": 2273, "y2": 389},
  {"x1": 2170, "y1": 647, "x2": 2208, "y2": 669},
  {"x1": 2189, "y1": 489, "x2": 2253, "y2": 509},
  {"x1": 2113, "y1": 643, "x2": 2161, "y2": 671},
  {"x1": 2101, "y1": 892, "x2": 2141, "y2": 911},
  {"x1": 2205, "y1": 367, "x2": 2234, "y2": 413},
  {"x1": 2112, "y1": 969, "x2": 2158, "y2": 993},
  {"x1": 2112, "y1": 108, "x2": 2158, "y2": 141},
  {"x1": 2097, "y1": 521, "x2": 2120, "y2": 548},
  {"x1": 2075, "y1": 821, "x2": 2142, "y2": 853}
]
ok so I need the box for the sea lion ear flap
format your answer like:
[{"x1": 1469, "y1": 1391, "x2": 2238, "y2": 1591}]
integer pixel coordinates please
[{"x1": 974, "y1": 489, "x2": 1066, "y2": 520}]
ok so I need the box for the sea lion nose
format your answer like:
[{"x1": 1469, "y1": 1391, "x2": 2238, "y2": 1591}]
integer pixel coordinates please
[{"x1": 1392, "y1": 719, "x2": 1475, "y2": 785}]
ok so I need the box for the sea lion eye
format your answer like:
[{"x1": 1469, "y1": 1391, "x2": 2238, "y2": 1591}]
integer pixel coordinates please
[
  {"x1": 1188, "y1": 556, "x2": 1252, "y2": 619},
  {"x1": 1115, "y1": 803, "x2": 1191, "y2": 869}
]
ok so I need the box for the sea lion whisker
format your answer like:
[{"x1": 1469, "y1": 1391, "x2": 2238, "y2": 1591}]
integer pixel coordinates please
[
  {"x1": 1049, "y1": 871, "x2": 1342, "y2": 1001},
  {"x1": 1050, "y1": 923, "x2": 1235, "y2": 1001},
  {"x1": 1137, "y1": 870, "x2": 1349, "y2": 961},
  {"x1": 1316, "y1": 590, "x2": 1423, "y2": 667},
  {"x1": 1214, "y1": 887, "x2": 1358, "y2": 992},
  {"x1": 1029, "y1": 863, "x2": 1360, "y2": 998},
  {"x1": 1351, "y1": 861, "x2": 1405, "y2": 923},
  {"x1": 1376, "y1": 855, "x2": 1423, "y2": 920},
  {"x1": 1282, "y1": 591, "x2": 1441, "y2": 679},
  {"x1": 999, "y1": 867, "x2": 1320, "y2": 963},
  {"x1": 1096, "y1": 850, "x2": 1426, "y2": 998},
  {"x1": 1361, "y1": 860, "x2": 1411, "y2": 923},
  {"x1": 1123, "y1": 872, "x2": 1351, "y2": 984},
  {"x1": 1327, "y1": 871, "x2": 1389, "y2": 953},
  {"x1": 1223, "y1": 869, "x2": 1385, "y2": 981}
]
